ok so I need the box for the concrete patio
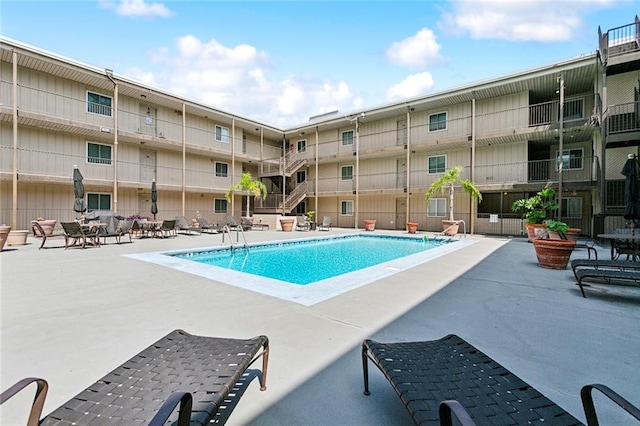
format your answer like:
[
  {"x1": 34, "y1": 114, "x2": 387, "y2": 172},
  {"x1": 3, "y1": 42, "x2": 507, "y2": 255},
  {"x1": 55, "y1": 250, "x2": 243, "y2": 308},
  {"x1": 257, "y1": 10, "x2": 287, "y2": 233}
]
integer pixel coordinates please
[{"x1": 1, "y1": 228, "x2": 638, "y2": 425}]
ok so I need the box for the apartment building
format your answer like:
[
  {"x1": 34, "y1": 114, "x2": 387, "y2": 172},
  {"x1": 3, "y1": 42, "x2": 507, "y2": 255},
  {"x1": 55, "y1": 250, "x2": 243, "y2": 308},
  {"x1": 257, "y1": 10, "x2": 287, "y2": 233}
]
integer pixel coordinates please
[{"x1": 1, "y1": 16, "x2": 638, "y2": 236}]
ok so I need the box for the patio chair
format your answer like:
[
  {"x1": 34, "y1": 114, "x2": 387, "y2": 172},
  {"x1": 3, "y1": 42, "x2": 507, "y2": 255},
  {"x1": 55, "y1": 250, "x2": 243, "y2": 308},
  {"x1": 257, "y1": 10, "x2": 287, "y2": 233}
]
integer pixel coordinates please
[
  {"x1": 362, "y1": 334, "x2": 640, "y2": 425},
  {"x1": 196, "y1": 217, "x2": 221, "y2": 234},
  {"x1": 156, "y1": 219, "x2": 177, "y2": 238},
  {"x1": 318, "y1": 216, "x2": 332, "y2": 231},
  {"x1": 296, "y1": 215, "x2": 311, "y2": 231},
  {"x1": 1, "y1": 329, "x2": 269, "y2": 426},
  {"x1": 31, "y1": 221, "x2": 65, "y2": 249},
  {"x1": 60, "y1": 222, "x2": 100, "y2": 249},
  {"x1": 175, "y1": 216, "x2": 200, "y2": 235}
]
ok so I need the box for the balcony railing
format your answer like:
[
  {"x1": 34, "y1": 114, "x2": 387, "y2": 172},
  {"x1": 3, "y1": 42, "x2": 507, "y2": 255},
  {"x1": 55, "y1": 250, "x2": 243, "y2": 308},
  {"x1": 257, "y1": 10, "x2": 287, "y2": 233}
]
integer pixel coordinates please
[
  {"x1": 606, "y1": 102, "x2": 640, "y2": 134},
  {"x1": 599, "y1": 17, "x2": 640, "y2": 64}
]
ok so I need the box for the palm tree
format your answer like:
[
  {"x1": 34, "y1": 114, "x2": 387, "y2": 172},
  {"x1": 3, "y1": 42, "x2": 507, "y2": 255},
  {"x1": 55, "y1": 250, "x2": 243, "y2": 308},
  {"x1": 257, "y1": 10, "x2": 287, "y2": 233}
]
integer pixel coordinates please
[
  {"x1": 226, "y1": 172, "x2": 267, "y2": 216},
  {"x1": 424, "y1": 166, "x2": 482, "y2": 222}
]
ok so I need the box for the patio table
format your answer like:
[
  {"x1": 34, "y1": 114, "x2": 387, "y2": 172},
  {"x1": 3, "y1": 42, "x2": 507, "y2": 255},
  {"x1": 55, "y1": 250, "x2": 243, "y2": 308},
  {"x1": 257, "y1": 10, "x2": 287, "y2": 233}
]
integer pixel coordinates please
[{"x1": 597, "y1": 233, "x2": 640, "y2": 262}]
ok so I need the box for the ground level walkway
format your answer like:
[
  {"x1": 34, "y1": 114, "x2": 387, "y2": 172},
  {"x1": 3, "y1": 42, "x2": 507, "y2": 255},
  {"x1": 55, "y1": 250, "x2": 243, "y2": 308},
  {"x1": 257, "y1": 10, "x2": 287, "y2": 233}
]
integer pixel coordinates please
[{"x1": 1, "y1": 230, "x2": 638, "y2": 424}]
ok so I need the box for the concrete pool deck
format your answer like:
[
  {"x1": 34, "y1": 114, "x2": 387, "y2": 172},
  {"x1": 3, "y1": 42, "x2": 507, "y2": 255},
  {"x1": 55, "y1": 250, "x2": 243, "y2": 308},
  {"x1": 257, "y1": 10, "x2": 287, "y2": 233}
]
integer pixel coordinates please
[{"x1": 1, "y1": 228, "x2": 639, "y2": 425}]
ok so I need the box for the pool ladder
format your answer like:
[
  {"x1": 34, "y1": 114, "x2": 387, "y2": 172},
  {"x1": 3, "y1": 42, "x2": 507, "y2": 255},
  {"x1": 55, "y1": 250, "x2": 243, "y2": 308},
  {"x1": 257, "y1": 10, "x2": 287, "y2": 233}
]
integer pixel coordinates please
[{"x1": 221, "y1": 224, "x2": 249, "y2": 250}]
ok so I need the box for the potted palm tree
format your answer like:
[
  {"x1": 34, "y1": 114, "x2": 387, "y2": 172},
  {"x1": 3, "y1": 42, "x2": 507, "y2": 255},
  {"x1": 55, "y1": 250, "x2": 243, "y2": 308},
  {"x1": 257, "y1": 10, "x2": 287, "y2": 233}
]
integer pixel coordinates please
[
  {"x1": 226, "y1": 171, "x2": 267, "y2": 218},
  {"x1": 424, "y1": 166, "x2": 482, "y2": 235}
]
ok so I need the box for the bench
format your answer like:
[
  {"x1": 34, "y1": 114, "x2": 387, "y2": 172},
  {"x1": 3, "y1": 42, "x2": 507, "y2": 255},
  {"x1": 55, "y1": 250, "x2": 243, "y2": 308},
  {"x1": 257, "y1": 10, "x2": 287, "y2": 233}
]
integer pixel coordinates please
[
  {"x1": 1, "y1": 329, "x2": 269, "y2": 426},
  {"x1": 362, "y1": 334, "x2": 639, "y2": 425}
]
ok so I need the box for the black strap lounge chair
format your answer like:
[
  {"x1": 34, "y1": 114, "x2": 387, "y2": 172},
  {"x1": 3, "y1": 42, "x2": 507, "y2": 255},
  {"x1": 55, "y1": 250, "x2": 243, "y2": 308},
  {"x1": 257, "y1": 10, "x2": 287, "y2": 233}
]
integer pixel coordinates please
[
  {"x1": 60, "y1": 221, "x2": 100, "y2": 249},
  {"x1": 196, "y1": 217, "x2": 221, "y2": 234},
  {"x1": 557, "y1": 230, "x2": 597, "y2": 260},
  {"x1": 156, "y1": 219, "x2": 177, "y2": 238},
  {"x1": 318, "y1": 216, "x2": 332, "y2": 231},
  {"x1": 225, "y1": 215, "x2": 251, "y2": 231},
  {"x1": 362, "y1": 334, "x2": 640, "y2": 425},
  {"x1": 31, "y1": 221, "x2": 65, "y2": 249},
  {"x1": 175, "y1": 216, "x2": 200, "y2": 235},
  {"x1": 1, "y1": 329, "x2": 269, "y2": 426},
  {"x1": 296, "y1": 215, "x2": 311, "y2": 231}
]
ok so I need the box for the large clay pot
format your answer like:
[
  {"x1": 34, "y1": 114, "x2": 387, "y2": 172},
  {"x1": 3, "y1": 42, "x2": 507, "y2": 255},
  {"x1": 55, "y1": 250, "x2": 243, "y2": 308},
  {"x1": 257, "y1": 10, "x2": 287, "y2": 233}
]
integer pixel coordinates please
[
  {"x1": 34, "y1": 219, "x2": 57, "y2": 236},
  {"x1": 532, "y1": 239, "x2": 576, "y2": 270},
  {"x1": 7, "y1": 230, "x2": 29, "y2": 246},
  {"x1": 0, "y1": 225, "x2": 11, "y2": 251},
  {"x1": 406, "y1": 222, "x2": 418, "y2": 234},
  {"x1": 363, "y1": 219, "x2": 376, "y2": 231},
  {"x1": 442, "y1": 220, "x2": 460, "y2": 236},
  {"x1": 279, "y1": 218, "x2": 295, "y2": 232},
  {"x1": 565, "y1": 228, "x2": 581, "y2": 241},
  {"x1": 525, "y1": 223, "x2": 548, "y2": 242}
]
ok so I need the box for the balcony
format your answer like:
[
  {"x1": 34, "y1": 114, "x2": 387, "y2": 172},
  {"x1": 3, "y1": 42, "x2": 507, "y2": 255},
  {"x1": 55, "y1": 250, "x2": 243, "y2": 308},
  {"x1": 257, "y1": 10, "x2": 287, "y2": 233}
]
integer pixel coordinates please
[
  {"x1": 599, "y1": 17, "x2": 640, "y2": 74},
  {"x1": 605, "y1": 101, "x2": 640, "y2": 147}
]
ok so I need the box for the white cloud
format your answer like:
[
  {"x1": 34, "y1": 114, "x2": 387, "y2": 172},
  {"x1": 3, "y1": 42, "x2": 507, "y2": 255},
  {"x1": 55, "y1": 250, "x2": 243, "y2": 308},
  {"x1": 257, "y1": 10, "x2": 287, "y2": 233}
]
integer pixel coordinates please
[
  {"x1": 386, "y1": 72, "x2": 435, "y2": 101},
  {"x1": 440, "y1": 0, "x2": 611, "y2": 42},
  {"x1": 386, "y1": 28, "x2": 445, "y2": 68},
  {"x1": 135, "y1": 36, "x2": 363, "y2": 127},
  {"x1": 99, "y1": 0, "x2": 173, "y2": 18}
]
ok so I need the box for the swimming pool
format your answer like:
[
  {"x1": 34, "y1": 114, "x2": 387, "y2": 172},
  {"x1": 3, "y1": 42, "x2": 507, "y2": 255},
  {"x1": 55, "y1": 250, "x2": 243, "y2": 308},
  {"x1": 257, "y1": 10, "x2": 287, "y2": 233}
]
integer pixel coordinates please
[{"x1": 126, "y1": 233, "x2": 474, "y2": 306}]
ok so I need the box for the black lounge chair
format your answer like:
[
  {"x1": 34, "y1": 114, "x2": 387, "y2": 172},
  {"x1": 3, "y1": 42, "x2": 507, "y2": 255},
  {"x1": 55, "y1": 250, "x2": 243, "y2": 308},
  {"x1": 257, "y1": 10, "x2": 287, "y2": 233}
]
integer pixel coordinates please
[
  {"x1": 30, "y1": 221, "x2": 65, "y2": 249},
  {"x1": 196, "y1": 217, "x2": 221, "y2": 234},
  {"x1": 318, "y1": 216, "x2": 332, "y2": 231},
  {"x1": 557, "y1": 230, "x2": 597, "y2": 259},
  {"x1": 175, "y1": 216, "x2": 200, "y2": 235},
  {"x1": 60, "y1": 222, "x2": 100, "y2": 249},
  {"x1": 156, "y1": 219, "x2": 177, "y2": 238},
  {"x1": 225, "y1": 215, "x2": 251, "y2": 231},
  {"x1": 1, "y1": 329, "x2": 269, "y2": 426},
  {"x1": 362, "y1": 334, "x2": 640, "y2": 425}
]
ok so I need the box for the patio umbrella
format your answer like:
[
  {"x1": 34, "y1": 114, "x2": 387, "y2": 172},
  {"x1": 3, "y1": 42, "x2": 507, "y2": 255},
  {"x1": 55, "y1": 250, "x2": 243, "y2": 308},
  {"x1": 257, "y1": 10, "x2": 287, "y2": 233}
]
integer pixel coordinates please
[
  {"x1": 151, "y1": 179, "x2": 158, "y2": 220},
  {"x1": 621, "y1": 155, "x2": 640, "y2": 223},
  {"x1": 73, "y1": 166, "x2": 86, "y2": 214}
]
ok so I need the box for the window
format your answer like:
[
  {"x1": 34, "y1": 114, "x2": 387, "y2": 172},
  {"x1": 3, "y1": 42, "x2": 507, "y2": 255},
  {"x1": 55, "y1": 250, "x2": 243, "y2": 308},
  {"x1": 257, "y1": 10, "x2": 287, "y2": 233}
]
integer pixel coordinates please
[
  {"x1": 87, "y1": 142, "x2": 112, "y2": 165},
  {"x1": 296, "y1": 170, "x2": 306, "y2": 184},
  {"x1": 341, "y1": 165, "x2": 354, "y2": 180},
  {"x1": 561, "y1": 197, "x2": 582, "y2": 219},
  {"x1": 428, "y1": 112, "x2": 447, "y2": 131},
  {"x1": 427, "y1": 198, "x2": 446, "y2": 217},
  {"x1": 215, "y1": 125, "x2": 230, "y2": 143},
  {"x1": 556, "y1": 148, "x2": 583, "y2": 171},
  {"x1": 297, "y1": 139, "x2": 306, "y2": 152},
  {"x1": 341, "y1": 200, "x2": 354, "y2": 216},
  {"x1": 87, "y1": 91, "x2": 112, "y2": 117},
  {"x1": 214, "y1": 198, "x2": 228, "y2": 213},
  {"x1": 87, "y1": 193, "x2": 111, "y2": 210},
  {"x1": 214, "y1": 162, "x2": 229, "y2": 178},
  {"x1": 342, "y1": 130, "x2": 354, "y2": 146},
  {"x1": 428, "y1": 155, "x2": 446, "y2": 174}
]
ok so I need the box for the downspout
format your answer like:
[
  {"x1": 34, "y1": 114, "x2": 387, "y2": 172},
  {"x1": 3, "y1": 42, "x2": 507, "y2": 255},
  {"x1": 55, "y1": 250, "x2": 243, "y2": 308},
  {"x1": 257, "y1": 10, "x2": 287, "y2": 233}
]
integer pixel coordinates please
[
  {"x1": 355, "y1": 117, "x2": 360, "y2": 229},
  {"x1": 315, "y1": 126, "x2": 319, "y2": 219},
  {"x1": 558, "y1": 75, "x2": 565, "y2": 222},
  {"x1": 406, "y1": 108, "x2": 411, "y2": 227},
  {"x1": 105, "y1": 69, "x2": 118, "y2": 214},
  {"x1": 471, "y1": 97, "x2": 476, "y2": 234},
  {"x1": 11, "y1": 50, "x2": 17, "y2": 229},
  {"x1": 182, "y1": 103, "x2": 186, "y2": 216},
  {"x1": 231, "y1": 118, "x2": 236, "y2": 215},
  {"x1": 282, "y1": 134, "x2": 286, "y2": 215}
]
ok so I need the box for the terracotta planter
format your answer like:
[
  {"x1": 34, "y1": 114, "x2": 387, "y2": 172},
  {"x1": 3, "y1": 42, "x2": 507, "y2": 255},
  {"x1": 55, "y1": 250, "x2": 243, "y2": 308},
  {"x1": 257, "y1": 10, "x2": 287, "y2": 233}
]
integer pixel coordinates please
[
  {"x1": 34, "y1": 219, "x2": 57, "y2": 236},
  {"x1": 406, "y1": 222, "x2": 418, "y2": 234},
  {"x1": 565, "y1": 228, "x2": 581, "y2": 241},
  {"x1": 0, "y1": 225, "x2": 11, "y2": 252},
  {"x1": 442, "y1": 220, "x2": 460, "y2": 236},
  {"x1": 279, "y1": 218, "x2": 295, "y2": 232},
  {"x1": 532, "y1": 239, "x2": 576, "y2": 270},
  {"x1": 363, "y1": 219, "x2": 376, "y2": 231},
  {"x1": 525, "y1": 223, "x2": 548, "y2": 241},
  {"x1": 7, "y1": 230, "x2": 29, "y2": 246}
]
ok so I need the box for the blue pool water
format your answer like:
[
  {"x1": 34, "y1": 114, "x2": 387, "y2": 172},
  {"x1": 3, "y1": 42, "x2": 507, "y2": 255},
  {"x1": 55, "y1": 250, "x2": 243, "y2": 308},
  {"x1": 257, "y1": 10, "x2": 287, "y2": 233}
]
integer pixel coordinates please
[{"x1": 170, "y1": 234, "x2": 450, "y2": 285}]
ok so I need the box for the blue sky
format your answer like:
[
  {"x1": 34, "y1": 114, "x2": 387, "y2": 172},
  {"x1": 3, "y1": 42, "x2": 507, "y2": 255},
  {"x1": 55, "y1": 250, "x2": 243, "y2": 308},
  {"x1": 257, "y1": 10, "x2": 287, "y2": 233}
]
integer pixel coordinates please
[{"x1": 2, "y1": 1, "x2": 638, "y2": 127}]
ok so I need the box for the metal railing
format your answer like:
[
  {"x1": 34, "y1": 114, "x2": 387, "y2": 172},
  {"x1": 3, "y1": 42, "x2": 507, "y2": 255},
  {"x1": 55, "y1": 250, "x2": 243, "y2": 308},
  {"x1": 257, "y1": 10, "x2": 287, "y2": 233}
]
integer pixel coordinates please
[
  {"x1": 598, "y1": 17, "x2": 640, "y2": 63},
  {"x1": 606, "y1": 102, "x2": 640, "y2": 134}
]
